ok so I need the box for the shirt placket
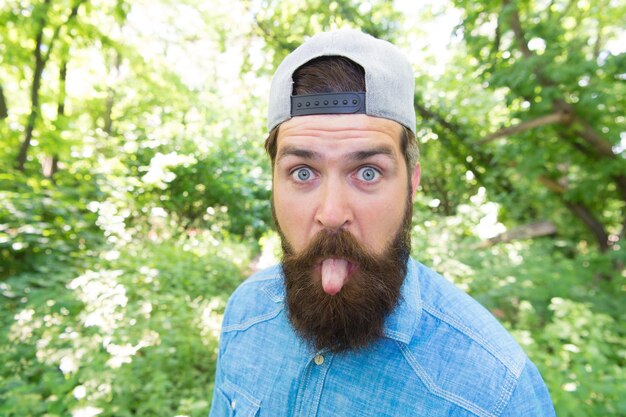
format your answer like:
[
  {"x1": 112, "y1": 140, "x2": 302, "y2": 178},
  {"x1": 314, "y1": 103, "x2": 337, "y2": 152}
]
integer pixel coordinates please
[{"x1": 294, "y1": 351, "x2": 334, "y2": 417}]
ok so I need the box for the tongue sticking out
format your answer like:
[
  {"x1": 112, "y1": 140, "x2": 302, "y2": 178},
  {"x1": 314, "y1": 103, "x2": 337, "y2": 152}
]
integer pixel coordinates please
[{"x1": 321, "y1": 258, "x2": 350, "y2": 295}]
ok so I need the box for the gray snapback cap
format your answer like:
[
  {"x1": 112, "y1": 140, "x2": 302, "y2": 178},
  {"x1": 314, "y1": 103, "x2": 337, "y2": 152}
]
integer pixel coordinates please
[{"x1": 267, "y1": 29, "x2": 416, "y2": 134}]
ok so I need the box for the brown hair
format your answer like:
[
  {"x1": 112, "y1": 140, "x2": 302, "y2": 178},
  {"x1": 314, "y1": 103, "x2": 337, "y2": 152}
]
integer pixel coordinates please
[{"x1": 264, "y1": 56, "x2": 419, "y2": 169}]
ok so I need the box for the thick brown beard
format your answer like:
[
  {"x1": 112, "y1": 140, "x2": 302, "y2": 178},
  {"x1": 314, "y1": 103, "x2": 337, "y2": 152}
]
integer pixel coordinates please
[{"x1": 276, "y1": 199, "x2": 413, "y2": 353}]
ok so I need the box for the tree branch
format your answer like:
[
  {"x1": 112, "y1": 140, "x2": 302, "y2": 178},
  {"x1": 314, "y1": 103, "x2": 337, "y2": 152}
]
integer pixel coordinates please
[
  {"x1": 538, "y1": 175, "x2": 609, "y2": 251},
  {"x1": 414, "y1": 95, "x2": 534, "y2": 209},
  {"x1": 557, "y1": 126, "x2": 626, "y2": 204},
  {"x1": 577, "y1": 120, "x2": 616, "y2": 158},
  {"x1": 505, "y1": 0, "x2": 531, "y2": 59},
  {"x1": 538, "y1": 175, "x2": 566, "y2": 194},
  {"x1": 479, "y1": 220, "x2": 557, "y2": 248},
  {"x1": 593, "y1": 26, "x2": 602, "y2": 60},
  {"x1": 502, "y1": 0, "x2": 624, "y2": 214},
  {"x1": 417, "y1": 93, "x2": 612, "y2": 252},
  {"x1": 565, "y1": 201, "x2": 610, "y2": 253},
  {"x1": 504, "y1": 0, "x2": 557, "y2": 87},
  {"x1": 42, "y1": 0, "x2": 86, "y2": 64},
  {"x1": 414, "y1": 97, "x2": 486, "y2": 183},
  {"x1": 493, "y1": 15, "x2": 501, "y2": 55},
  {"x1": 503, "y1": 0, "x2": 618, "y2": 159},
  {"x1": 478, "y1": 111, "x2": 570, "y2": 144}
]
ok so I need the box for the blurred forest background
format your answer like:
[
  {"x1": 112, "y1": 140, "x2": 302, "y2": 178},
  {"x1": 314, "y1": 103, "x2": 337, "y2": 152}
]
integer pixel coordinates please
[{"x1": 1, "y1": 0, "x2": 625, "y2": 416}]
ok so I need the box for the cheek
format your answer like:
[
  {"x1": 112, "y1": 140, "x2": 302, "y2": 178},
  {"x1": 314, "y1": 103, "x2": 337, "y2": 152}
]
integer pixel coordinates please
[
  {"x1": 273, "y1": 186, "x2": 314, "y2": 249},
  {"x1": 357, "y1": 188, "x2": 408, "y2": 250}
]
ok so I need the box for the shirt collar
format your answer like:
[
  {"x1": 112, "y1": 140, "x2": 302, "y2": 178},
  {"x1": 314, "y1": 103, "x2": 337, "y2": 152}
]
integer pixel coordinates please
[
  {"x1": 382, "y1": 259, "x2": 421, "y2": 344},
  {"x1": 261, "y1": 258, "x2": 422, "y2": 345}
]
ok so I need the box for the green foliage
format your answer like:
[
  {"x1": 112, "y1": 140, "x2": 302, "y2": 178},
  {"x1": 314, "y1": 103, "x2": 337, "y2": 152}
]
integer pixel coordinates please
[
  {"x1": 1, "y1": 0, "x2": 624, "y2": 416},
  {"x1": 411, "y1": 197, "x2": 626, "y2": 416},
  {"x1": 0, "y1": 171, "x2": 103, "y2": 278},
  {"x1": 252, "y1": 0, "x2": 403, "y2": 67},
  {"x1": 0, "y1": 236, "x2": 247, "y2": 417},
  {"x1": 428, "y1": 0, "x2": 626, "y2": 249}
]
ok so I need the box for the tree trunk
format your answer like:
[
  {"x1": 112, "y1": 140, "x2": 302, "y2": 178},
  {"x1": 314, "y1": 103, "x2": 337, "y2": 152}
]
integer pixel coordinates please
[
  {"x1": 16, "y1": 0, "x2": 85, "y2": 171},
  {"x1": 16, "y1": 0, "x2": 50, "y2": 171},
  {"x1": 0, "y1": 84, "x2": 7, "y2": 119},
  {"x1": 52, "y1": 57, "x2": 68, "y2": 177},
  {"x1": 103, "y1": 52, "x2": 122, "y2": 135},
  {"x1": 44, "y1": 58, "x2": 68, "y2": 178}
]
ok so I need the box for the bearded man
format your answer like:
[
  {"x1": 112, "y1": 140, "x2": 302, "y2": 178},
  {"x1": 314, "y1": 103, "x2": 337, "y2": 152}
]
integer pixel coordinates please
[{"x1": 209, "y1": 29, "x2": 556, "y2": 417}]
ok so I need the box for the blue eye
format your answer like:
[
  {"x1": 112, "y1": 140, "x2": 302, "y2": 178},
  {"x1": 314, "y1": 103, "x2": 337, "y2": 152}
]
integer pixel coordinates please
[
  {"x1": 292, "y1": 167, "x2": 314, "y2": 182},
  {"x1": 357, "y1": 166, "x2": 380, "y2": 182}
]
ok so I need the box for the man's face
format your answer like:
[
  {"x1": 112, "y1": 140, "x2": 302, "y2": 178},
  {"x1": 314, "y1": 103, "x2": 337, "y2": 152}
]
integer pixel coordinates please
[
  {"x1": 273, "y1": 114, "x2": 418, "y2": 257},
  {"x1": 272, "y1": 114, "x2": 421, "y2": 352}
]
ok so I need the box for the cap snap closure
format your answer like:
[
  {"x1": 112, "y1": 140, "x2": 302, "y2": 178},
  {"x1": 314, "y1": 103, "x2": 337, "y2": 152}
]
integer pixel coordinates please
[{"x1": 291, "y1": 92, "x2": 365, "y2": 117}]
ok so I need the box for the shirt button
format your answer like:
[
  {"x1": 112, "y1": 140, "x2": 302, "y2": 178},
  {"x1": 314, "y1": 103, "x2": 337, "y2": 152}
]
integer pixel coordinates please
[
  {"x1": 314, "y1": 354, "x2": 324, "y2": 365},
  {"x1": 231, "y1": 400, "x2": 236, "y2": 410}
]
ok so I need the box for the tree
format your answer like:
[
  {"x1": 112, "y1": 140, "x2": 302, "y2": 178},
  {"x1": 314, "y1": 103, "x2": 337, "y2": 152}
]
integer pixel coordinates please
[
  {"x1": 15, "y1": 0, "x2": 87, "y2": 172},
  {"x1": 420, "y1": 0, "x2": 625, "y2": 254}
]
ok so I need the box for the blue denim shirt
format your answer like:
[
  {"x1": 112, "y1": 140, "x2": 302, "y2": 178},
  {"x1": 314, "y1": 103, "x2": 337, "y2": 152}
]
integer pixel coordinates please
[{"x1": 209, "y1": 259, "x2": 555, "y2": 416}]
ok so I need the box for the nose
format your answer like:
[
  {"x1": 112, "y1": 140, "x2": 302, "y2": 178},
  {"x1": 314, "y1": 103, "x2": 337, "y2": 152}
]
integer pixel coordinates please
[{"x1": 314, "y1": 178, "x2": 353, "y2": 231}]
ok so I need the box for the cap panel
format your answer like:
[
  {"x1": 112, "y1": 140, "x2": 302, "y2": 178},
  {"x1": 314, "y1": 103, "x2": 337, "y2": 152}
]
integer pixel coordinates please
[{"x1": 267, "y1": 29, "x2": 416, "y2": 133}]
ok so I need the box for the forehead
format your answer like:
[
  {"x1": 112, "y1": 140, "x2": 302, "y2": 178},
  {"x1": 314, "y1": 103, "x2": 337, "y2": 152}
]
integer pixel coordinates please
[{"x1": 276, "y1": 114, "x2": 404, "y2": 152}]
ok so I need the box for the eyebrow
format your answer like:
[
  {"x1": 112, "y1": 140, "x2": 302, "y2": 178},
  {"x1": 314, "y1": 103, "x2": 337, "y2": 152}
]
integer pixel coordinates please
[
  {"x1": 277, "y1": 145, "x2": 397, "y2": 163},
  {"x1": 277, "y1": 146, "x2": 321, "y2": 162},
  {"x1": 346, "y1": 146, "x2": 396, "y2": 162}
]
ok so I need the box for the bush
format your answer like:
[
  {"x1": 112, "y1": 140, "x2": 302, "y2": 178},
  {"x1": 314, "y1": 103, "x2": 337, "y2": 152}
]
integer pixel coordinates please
[
  {"x1": 0, "y1": 235, "x2": 248, "y2": 417},
  {"x1": 410, "y1": 200, "x2": 626, "y2": 416},
  {"x1": 0, "y1": 171, "x2": 103, "y2": 279}
]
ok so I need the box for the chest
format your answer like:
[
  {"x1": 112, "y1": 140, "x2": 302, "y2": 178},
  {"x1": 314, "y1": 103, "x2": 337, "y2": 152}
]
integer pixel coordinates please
[{"x1": 214, "y1": 315, "x2": 469, "y2": 417}]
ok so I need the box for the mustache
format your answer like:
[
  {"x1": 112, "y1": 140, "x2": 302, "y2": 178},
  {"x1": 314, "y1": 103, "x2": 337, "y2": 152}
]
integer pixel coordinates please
[{"x1": 283, "y1": 228, "x2": 376, "y2": 267}]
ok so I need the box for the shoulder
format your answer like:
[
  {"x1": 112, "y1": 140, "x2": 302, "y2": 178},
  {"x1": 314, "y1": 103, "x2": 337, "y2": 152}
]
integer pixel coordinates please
[
  {"x1": 414, "y1": 260, "x2": 526, "y2": 374},
  {"x1": 405, "y1": 260, "x2": 554, "y2": 416},
  {"x1": 220, "y1": 264, "x2": 285, "y2": 333}
]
